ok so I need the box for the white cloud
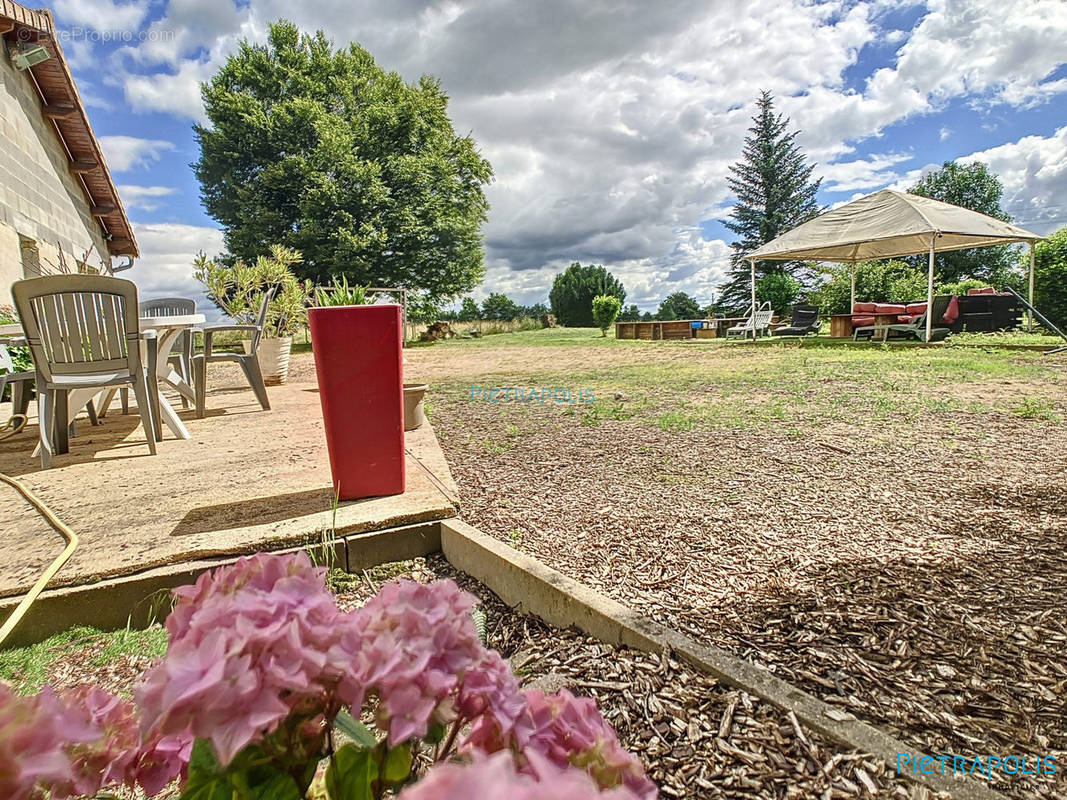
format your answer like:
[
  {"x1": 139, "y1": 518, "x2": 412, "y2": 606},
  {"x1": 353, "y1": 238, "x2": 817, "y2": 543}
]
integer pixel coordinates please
[
  {"x1": 939, "y1": 126, "x2": 951, "y2": 141},
  {"x1": 964, "y1": 125, "x2": 1067, "y2": 235},
  {"x1": 116, "y1": 185, "x2": 178, "y2": 212},
  {"x1": 98, "y1": 135, "x2": 176, "y2": 172},
  {"x1": 51, "y1": 0, "x2": 150, "y2": 33},
  {"x1": 822, "y1": 152, "x2": 915, "y2": 193},
  {"x1": 87, "y1": 0, "x2": 1067, "y2": 305},
  {"x1": 127, "y1": 223, "x2": 224, "y2": 316}
]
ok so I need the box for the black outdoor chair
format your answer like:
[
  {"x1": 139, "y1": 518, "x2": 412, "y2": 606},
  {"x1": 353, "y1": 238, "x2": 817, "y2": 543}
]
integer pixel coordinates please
[{"x1": 772, "y1": 304, "x2": 822, "y2": 336}]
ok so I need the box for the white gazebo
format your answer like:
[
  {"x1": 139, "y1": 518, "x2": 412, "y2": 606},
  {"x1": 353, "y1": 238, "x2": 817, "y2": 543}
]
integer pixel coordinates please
[{"x1": 745, "y1": 190, "x2": 1044, "y2": 340}]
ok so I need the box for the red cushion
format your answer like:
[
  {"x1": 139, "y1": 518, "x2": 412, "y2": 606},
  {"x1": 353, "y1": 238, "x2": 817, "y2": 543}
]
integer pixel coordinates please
[
  {"x1": 852, "y1": 315, "x2": 876, "y2": 327},
  {"x1": 906, "y1": 302, "x2": 927, "y2": 314},
  {"x1": 874, "y1": 303, "x2": 906, "y2": 314},
  {"x1": 853, "y1": 302, "x2": 877, "y2": 313},
  {"x1": 897, "y1": 314, "x2": 915, "y2": 323},
  {"x1": 942, "y1": 296, "x2": 960, "y2": 324},
  {"x1": 967, "y1": 287, "x2": 996, "y2": 295}
]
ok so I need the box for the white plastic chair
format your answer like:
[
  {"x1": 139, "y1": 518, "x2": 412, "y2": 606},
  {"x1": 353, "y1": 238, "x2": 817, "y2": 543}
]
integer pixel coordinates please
[
  {"x1": 11, "y1": 275, "x2": 157, "y2": 468},
  {"x1": 726, "y1": 301, "x2": 772, "y2": 339}
]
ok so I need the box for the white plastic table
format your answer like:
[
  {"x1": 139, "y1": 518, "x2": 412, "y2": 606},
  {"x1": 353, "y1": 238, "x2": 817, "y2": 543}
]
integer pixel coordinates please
[
  {"x1": 138, "y1": 313, "x2": 204, "y2": 440},
  {"x1": 93, "y1": 313, "x2": 205, "y2": 441}
]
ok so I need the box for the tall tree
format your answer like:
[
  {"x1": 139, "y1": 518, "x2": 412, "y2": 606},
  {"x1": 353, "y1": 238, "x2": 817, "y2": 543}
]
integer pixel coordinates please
[
  {"x1": 481, "y1": 292, "x2": 521, "y2": 321},
  {"x1": 656, "y1": 292, "x2": 701, "y2": 320},
  {"x1": 457, "y1": 297, "x2": 480, "y2": 322},
  {"x1": 909, "y1": 162, "x2": 1017, "y2": 284},
  {"x1": 719, "y1": 91, "x2": 822, "y2": 310},
  {"x1": 194, "y1": 21, "x2": 493, "y2": 310},
  {"x1": 549, "y1": 263, "x2": 626, "y2": 327}
]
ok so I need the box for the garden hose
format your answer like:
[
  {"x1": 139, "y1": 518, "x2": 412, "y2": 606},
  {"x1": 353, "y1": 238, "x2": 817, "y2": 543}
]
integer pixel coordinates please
[
  {"x1": 0, "y1": 425, "x2": 80, "y2": 647},
  {"x1": 0, "y1": 413, "x2": 27, "y2": 441}
]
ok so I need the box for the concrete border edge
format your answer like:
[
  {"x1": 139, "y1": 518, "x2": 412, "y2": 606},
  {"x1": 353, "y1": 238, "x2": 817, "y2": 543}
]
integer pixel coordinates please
[{"x1": 439, "y1": 518, "x2": 1006, "y2": 800}]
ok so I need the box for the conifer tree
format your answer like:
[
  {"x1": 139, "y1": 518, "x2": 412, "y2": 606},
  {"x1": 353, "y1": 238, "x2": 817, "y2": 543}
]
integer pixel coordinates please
[{"x1": 718, "y1": 91, "x2": 822, "y2": 310}]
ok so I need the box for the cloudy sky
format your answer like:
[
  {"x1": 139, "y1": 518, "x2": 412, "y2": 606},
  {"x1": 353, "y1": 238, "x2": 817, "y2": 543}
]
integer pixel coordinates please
[{"x1": 47, "y1": 0, "x2": 1067, "y2": 312}]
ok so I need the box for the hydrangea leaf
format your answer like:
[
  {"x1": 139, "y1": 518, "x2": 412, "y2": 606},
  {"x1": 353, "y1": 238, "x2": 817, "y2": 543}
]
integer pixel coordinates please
[
  {"x1": 333, "y1": 710, "x2": 378, "y2": 748},
  {"x1": 325, "y1": 742, "x2": 377, "y2": 800}
]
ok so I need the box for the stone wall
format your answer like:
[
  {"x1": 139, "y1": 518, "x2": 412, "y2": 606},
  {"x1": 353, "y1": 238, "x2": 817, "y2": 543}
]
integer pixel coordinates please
[{"x1": 0, "y1": 39, "x2": 111, "y2": 308}]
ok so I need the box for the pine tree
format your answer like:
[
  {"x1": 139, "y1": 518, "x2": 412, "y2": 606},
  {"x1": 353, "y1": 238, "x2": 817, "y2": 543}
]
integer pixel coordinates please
[{"x1": 718, "y1": 91, "x2": 822, "y2": 310}]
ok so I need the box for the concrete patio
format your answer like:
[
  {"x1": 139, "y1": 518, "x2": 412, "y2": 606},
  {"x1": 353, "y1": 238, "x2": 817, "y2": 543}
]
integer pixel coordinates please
[{"x1": 0, "y1": 365, "x2": 458, "y2": 599}]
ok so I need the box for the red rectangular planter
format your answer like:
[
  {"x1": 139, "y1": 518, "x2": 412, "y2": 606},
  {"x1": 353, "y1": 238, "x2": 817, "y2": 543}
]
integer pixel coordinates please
[{"x1": 308, "y1": 304, "x2": 405, "y2": 500}]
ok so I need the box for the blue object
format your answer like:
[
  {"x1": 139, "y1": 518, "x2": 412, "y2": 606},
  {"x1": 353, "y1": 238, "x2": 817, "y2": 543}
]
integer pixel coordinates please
[{"x1": 690, "y1": 321, "x2": 703, "y2": 329}]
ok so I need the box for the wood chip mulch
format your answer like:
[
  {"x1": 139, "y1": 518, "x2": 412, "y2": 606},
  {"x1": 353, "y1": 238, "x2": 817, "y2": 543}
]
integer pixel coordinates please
[
  {"x1": 336, "y1": 555, "x2": 943, "y2": 799},
  {"x1": 429, "y1": 386, "x2": 1067, "y2": 800}
]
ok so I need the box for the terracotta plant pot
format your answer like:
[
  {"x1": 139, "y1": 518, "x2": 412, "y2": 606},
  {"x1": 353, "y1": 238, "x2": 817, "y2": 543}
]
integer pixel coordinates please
[
  {"x1": 403, "y1": 383, "x2": 428, "y2": 430},
  {"x1": 307, "y1": 305, "x2": 405, "y2": 500},
  {"x1": 242, "y1": 336, "x2": 292, "y2": 385}
]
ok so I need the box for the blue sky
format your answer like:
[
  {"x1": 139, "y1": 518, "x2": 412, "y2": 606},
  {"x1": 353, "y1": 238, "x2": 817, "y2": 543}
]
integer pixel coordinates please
[{"x1": 42, "y1": 0, "x2": 1067, "y2": 312}]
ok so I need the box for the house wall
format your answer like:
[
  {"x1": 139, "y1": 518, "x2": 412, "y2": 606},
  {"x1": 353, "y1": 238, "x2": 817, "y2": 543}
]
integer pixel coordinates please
[{"x1": 0, "y1": 40, "x2": 110, "y2": 308}]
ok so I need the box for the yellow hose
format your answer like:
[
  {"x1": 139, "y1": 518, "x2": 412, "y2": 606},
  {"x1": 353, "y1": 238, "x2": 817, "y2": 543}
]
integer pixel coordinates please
[{"x1": 0, "y1": 415, "x2": 79, "y2": 648}]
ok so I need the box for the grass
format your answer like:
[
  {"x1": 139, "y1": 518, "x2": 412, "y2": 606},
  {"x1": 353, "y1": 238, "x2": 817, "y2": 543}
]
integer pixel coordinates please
[
  {"x1": 0, "y1": 625, "x2": 168, "y2": 695},
  {"x1": 427, "y1": 328, "x2": 1064, "y2": 433},
  {"x1": 1011, "y1": 397, "x2": 1062, "y2": 422}
]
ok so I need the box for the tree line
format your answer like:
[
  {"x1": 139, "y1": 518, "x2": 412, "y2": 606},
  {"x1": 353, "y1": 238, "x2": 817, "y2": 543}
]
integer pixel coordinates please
[{"x1": 192, "y1": 25, "x2": 1067, "y2": 331}]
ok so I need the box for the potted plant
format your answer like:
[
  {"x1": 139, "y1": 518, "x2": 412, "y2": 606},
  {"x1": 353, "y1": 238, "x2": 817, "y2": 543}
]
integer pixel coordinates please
[
  {"x1": 194, "y1": 246, "x2": 311, "y2": 384},
  {"x1": 308, "y1": 277, "x2": 406, "y2": 499},
  {"x1": 315, "y1": 280, "x2": 428, "y2": 431}
]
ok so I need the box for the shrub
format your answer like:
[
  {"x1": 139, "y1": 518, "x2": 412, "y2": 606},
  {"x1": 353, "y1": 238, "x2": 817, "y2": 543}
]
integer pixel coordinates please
[
  {"x1": 756, "y1": 272, "x2": 801, "y2": 315},
  {"x1": 808, "y1": 260, "x2": 933, "y2": 314},
  {"x1": 1030, "y1": 228, "x2": 1067, "y2": 329},
  {"x1": 591, "y1": 295, "x2": 622, "y2": 336},
  {"x1": 0, "y1": 553, "x2": 655, "y2": 800}
]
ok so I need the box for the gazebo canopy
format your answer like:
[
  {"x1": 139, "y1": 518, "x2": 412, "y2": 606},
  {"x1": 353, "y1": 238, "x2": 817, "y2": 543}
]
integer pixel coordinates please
[
  {"x1": 739, "y1": 189, "x2": 1044, "y2": 342},
  {"x1": 748, "y1": 189, "x2": 1042, "y2": 262}
]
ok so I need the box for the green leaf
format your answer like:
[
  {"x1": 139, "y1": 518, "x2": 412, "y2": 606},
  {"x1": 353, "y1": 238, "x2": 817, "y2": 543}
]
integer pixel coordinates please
[
  {"x1": 325, "y1": 742, "x2": 377, "y2": 800},
  {"x1": 187, "y1": 738, "x2": 222, "y2": 783},
  {"x1": 179, "y1": 780, "x2": 231, "y2": 800},
  {"x1": 333, "y1": 710, "x2": 378, "y2": 747},
  {"x1": 381, "y1": 743, "x2": 413, "y2": 785},
  {"x1": 422, "y1": 721, "x2": 447, "y2": 746},
  {"x1": 250, "y1": 770, "x2": 304, "y2": 800}
]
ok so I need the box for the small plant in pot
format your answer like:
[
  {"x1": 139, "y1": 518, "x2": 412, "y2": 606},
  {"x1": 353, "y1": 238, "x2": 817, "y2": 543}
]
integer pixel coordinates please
[
  {"x1": 313, "y1": 278, "x2": 428, "y2": 433},
  {"x1": 194, "y1": 246, "x2": 311, "y2": 384}
]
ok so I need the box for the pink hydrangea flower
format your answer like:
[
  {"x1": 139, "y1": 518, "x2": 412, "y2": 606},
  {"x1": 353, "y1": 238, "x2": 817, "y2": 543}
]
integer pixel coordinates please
[
  {"x1": 136, "y1": 552, "x2": 350, "y2": 764},
  {"x1": 0, "y1": 683, "x2": 85, "y2": 800},
  {"x1": 465, "y1": 689, "x2": 657, "y2": 800},
  {"x1": 345, "y1": 580, "x2": 525, "y2": 745},
  {"x1": 55, "y1": 686, "x2": 189, "y2": 798},
  {"x1": 398, "y1": 751, "x2": 646, "y2": 799}
]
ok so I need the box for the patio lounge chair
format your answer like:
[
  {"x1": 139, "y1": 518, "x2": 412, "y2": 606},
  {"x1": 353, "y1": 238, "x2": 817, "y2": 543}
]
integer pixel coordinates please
[
  {"x1": 11, "y1": 275, "x2": 157, "y2": 468},
  {"x1": 193, "y1": 288, "x2": 273, "y2": 418},
  {"x1": 772, "y1": 304, "x2": 822, "y2": 336},
  {"x1": 853, "y1": 295, "x2": 953, "y2": 343},
  {"x1": 726, "y1": 301, "x2": 773, "y2": 338}
]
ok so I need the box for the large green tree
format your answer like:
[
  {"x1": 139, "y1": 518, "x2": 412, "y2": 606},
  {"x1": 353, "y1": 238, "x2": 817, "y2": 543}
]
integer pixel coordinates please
[
  {"x1": 194, "y1": 21, "x2": 493, "y2": 309},
  {"x1": 908, "y1": 162, "x2": 1017, "y2": 284},
  {"x1": 719, "y1": 91, "x2": 822, "y2": 310},
  {"x1": 548, "y1": 263, "x2": 626, "y2": 326}
]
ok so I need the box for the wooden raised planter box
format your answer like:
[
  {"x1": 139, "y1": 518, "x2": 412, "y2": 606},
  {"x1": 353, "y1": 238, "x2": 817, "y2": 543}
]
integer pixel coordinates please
[{"x1": 616, "y1": 320, "x2": 704, "y2": 340}]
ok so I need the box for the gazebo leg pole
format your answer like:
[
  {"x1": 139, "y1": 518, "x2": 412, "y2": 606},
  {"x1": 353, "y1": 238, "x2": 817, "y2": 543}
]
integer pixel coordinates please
[
  {"x1": 750, "y1": 260, "x2": 756, "y2": 340},
  {"x1": 850, "y1": 262, "x2": 856, "y2": 313},
  {"x1": 925, "y1": 237, "x2": 935, "y2": 343},
  {"x1": 1029, "y1": 241, "x2": 1036, "y2": 333}
]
